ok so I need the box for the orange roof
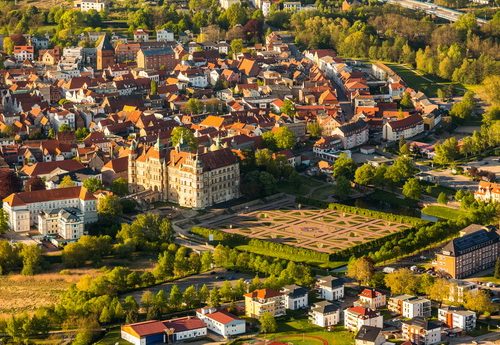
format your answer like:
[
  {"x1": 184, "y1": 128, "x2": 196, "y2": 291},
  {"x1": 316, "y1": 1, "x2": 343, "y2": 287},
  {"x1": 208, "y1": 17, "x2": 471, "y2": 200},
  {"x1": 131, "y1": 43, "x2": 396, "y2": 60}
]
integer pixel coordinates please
[
  {"x1": 200, "y1": 115, "x2": 225, "y2": 129},
  {"x1": 3, "y1": 186, "x2": 95, "y2": 207},
  {"x1": 244, "y1": 289, "x2": 282, "y2": 300}
]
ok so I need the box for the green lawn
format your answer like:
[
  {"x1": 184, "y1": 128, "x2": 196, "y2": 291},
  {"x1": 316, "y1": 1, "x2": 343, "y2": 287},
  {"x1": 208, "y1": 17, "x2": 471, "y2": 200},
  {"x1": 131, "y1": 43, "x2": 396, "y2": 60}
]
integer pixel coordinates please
[
  {"x1": 263, "y1": 317, "x2": 355, "y2": 345},
  {"x1": 277, "y1": 175, "x2": 325, "y2": 196},
  {"x1": 95, "y1": 328, "x2": 129, "y2": 345},
  {"x1": 421, "y1": 205, "x2": 469, "y2": 221}
]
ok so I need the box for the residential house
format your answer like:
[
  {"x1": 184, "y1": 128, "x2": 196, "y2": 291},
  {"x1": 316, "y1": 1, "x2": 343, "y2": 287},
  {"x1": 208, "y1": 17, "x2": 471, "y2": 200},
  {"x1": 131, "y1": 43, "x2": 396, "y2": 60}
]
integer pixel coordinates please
[
  {"x1": 137, "y1": 47, "x2": 177, "y2": 71},
  {"x1": 388, "y1": 295, "x2": 415, "y2": 315},
  {"x1": 382, "y1": 114, "x2": 424, "y2": 141},
  {"x1": 308, "y1": 301, "x2": 341, "y2": 328},
  {"x1": 401, "y1": 317, "x2": 441, "y2": 345},
  {"x1": 244, "y1": 289, "x2": 285, "y2": 318},
  {"x1": 438, "y1": 307, "x2": 476, "y2": 332},
  {"x1": 156, "y1": 29, "x2": 174, "y2": 42},
  {"x1": 75, "y1": 0, "x2": 106, "y2": 11},
  {"x1": 316, "y1": 275, "x2": 344, "y2": 301},
  {"x1": 474, "y1": 181, "x2": 500, "y2": 203},
  {"x1": 355, "y1": 326, "x2": 385, "y2": 345},
  {"x1": 332, "y1": 119, "x2": 369, "y2": 149},
  {"x1": 402, "y1": 297, "x2": 432, "y2": 319},
  {"x1": 344, "y1": 307, "x2": 383, "y2": 332},
  {"x1": 356, "y1": 289, "x2": 386, "y2": 310},
  {"x1": 13, "y1": 46, "x2": 34, "y2": 62},
  {"x1": 280, "y1": 285, "x2": 308, "y2": 310}
]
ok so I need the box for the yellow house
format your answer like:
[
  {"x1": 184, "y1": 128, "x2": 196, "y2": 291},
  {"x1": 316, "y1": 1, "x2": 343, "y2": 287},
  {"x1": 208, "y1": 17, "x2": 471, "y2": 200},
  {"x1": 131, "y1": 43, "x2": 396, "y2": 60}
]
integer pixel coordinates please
[{"x1": 243, "y1": 289, "x2": 285, "y2": 318}]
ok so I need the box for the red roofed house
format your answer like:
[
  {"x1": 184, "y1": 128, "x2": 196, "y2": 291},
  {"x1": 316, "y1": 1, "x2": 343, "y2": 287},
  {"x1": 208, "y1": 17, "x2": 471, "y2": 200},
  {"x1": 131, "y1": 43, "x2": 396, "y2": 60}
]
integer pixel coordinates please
[
  {"x1": 474, "y1": 181, "x2": 500, "y2": 203},
  {"x1": 356, "y1": 289, "x2": 386, "y2": 309},
  {"x1": 344, "y1": 306, "x2": 383, "y2": 332},
  {"x1": 196, "y1": 307, "x2": 246, "y2": 337},
  {"x1": 13, "y1": 46, "x2": 34, "y2": 62},
  {"x1": 382, "y1": 114, "x2": 424, "y2": 141},
  {"x1": 2, "y1": 186, "x2": 97, "y2": 235},
  {"x1": 101, "y1": 156, "x2": 128, "y2": 185},
  {"x1": 244, "y1": 289, "x2": 285, "y2": 318},
  {"x1": 121, "y1": 317, "x2": 207, "y2": 345}
]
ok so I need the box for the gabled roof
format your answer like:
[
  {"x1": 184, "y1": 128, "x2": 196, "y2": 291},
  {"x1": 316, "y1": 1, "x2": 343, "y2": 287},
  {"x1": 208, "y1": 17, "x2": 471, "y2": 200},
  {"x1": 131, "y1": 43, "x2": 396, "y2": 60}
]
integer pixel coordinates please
[
  {"x1": 21, "y1": 160, "x2": 85, "y2": 177},
  {"x1": 244, "y1": 288, "x2": 282, "y2": 300},
  {"x1": 3, "y1": 186, "x2": 95, "y2": 207},
  {"x1": 355, "y1": 325, "x2": 382, "y2": 342}
]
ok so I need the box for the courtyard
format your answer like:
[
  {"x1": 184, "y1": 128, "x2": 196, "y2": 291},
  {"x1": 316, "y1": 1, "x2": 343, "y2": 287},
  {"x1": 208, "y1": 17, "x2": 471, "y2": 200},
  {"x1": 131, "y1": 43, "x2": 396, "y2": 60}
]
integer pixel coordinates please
[{"x1": 199, "y1": 199, "x2": 410, "y2": 254}]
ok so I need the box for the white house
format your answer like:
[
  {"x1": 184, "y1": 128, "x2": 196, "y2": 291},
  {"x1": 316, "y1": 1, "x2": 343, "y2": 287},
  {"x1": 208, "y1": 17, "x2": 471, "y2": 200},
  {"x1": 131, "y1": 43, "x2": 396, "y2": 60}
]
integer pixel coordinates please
[
  {"x1": 283, "y1": 1, "x2": 302, "y2": 11},
  {"x1": 195, "y1": 308, "x2": 245, "y2": 338},
  {"x1": 332, "y1": 119, "x2": 369, "y2": 149},
  {"x1": 2, "y1": 186, "x2": 97, "y2": 233},
  {"x1": 309, "y1": 301, "x2": 340, "y2": 328},
  {"x1": 156, "y1": 29, "x2": 174, "y2": 42},
  {"x1": 38, "y1": 207, "x2": 85, "y2": 240},
  {"x1": 402, "y1": 317, "x2": 441, "y2": 345},
  {"x1": 344, "y1": 307, "x2": 383, "y2": 332},
  {"x1": 316, "y1": 275, "x2": 344, "y2": 301},
  {"x1": 438, "y1": 307, "x2": 476, "y2": 332},
  {"x1": 356, "y1": 289, "x2": 386, "y2": 310},
  {"x1": 177, "y1": 69, "x2": 209, "y2": 88},
  {"x1": 75, "y1": 0, "x2": 106, "y2": 11},
  {"x1": 382, "y1": 114, "x2": 424, "y2": 141},
  {"x1": 402, "y1": 297, "x2": 432, "y2": 319},
  {"x1": 134, "y1": 29, "x2": 149, "y2": 42},
  {"x1": 280, "y1": 285, "x2": 308, "y2": 310},
  {"x1": 13, "y1": 46, "x2": 34, "y2": 62}
]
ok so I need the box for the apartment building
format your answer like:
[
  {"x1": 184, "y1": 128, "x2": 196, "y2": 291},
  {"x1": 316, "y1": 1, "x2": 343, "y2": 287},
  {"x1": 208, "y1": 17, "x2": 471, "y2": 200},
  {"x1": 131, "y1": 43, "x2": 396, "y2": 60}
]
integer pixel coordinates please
[
  {"x1": 331, "y1": 119, "x2": 369, "y2": 149},
  {"x1": 402, "y1": 297, "x2": 432, "y2": 319},
  {"x1": 309, "y1": 301, "x2": 340, "y2": 328},
  {"x1": 316, "y1": 275, "x2": 344, "y2": 301},
  {"x1": 434, "y1": 224, "x2": 499, "y2": 279},
  {"x1": 243, "y1": 289, "x2": 285, "y2": 318},
  {"x1": 402, "y1": 317, "x2": 441, "y2": 345},
  {"x1": 344, "y1": 307, "x2": 383, "y2": 332},
  {"x1": 195, "y1": 307, "x2": 245, "y2": 338},
  {"x1": 438, "y1": 307, "x2": 476, "y2": 332},
  {"x1": 356, "y1": 289, "x2": 386, "y2": 310},
  {"x1": 38, "y1": 207, "x2": 85, "y2": 240},
  {"x1": 13, "y1": 46, "x2": 34, "y2": 62},
  {"x1": 280, "y1": 285, "x2": 308, "y2": 310},
  {"x1": 388, "y1": 294, "x2": 415, "y2": 315},
  {"x1": 382, "y1": 114, "x2": 424, "y2": 141},
  {"x1": 448, "y1": 280, "x2": 478, "y2": 303},
  {"x1": 3, "y1": 186, "x2": 97, "y2": 233}
]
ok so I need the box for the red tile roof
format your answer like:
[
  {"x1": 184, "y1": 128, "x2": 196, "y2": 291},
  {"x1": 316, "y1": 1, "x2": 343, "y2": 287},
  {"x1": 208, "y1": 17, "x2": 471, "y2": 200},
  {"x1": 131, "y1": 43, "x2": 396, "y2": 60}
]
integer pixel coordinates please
[
  {"x1": 21, "y1": 160, "x2": 85, "y2": 177},
  {"x1": 3, "y1": 186, "x2": 95, "y2": 207},
  {"x1": 359, "y1": 288, "x2": 384, "y2": 299},
  {"x1": 244, "y1": 288, "x2": 282, "y2": 300},
  {"x1": 204, "y1": 310, "x2": 241, "y2": 325},
  {"x1": 164, "y1": 317, "x2": 206, "y2": 332}
]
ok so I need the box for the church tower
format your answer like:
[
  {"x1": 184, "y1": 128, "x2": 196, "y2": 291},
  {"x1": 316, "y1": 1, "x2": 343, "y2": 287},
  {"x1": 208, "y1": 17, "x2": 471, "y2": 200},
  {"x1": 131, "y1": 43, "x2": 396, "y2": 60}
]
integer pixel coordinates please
[
  {"x1": 96, "y1": 34, "x2": 114, "y2": 70},
  {"x1": 128, "y1": 140, "x2": 138, "y2": 193}
]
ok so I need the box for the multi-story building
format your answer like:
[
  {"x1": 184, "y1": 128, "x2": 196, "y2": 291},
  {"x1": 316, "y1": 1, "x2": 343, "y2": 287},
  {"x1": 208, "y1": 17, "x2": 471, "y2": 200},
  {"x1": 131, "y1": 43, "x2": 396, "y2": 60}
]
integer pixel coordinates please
[
  {"x1": 243, "y1": 289, "x2": 285, "y2": 318},
  {"x1": 331, "y1": 119, "x2": 369, "y2": 149},
  {"x1": 438, "y1": 307, "x2": 476, "y2": 332},
  {"x1": 96, "y1": 34, "x2": 114, "y2": 70},
  {"x1": 344, "y1": 306, "x2": 383, "y2": 332},
  {"x1": 74, "y1": 0, "x2": 106, "y2": 11},
  {"x1": 219, "y1": 0, "x2": 240, "y2": 9},
  {"x1": 316, "y1": 275, "x2": 344, "y2": 301},
  {"x1": 283, "y1": 1, "x2": 301, "y2": 11},
  {"x1": 474, "y1": 181, "x2": 500, "y2": 203},
  {"x1": 382, "y1": 114, "x2": 424, "y2": 141},
  {"x1": 3, "y1": 186, "x2": 97, "y2": 233},
  {"x1": 355, "y1": 326, "x2": 385, "y2": 345},
  {"x1": 134, "y1": 29, "x2": 149, "y2": 42},
  {"x1": 280, "y1": 285, "x2": 308, "y2": 310},
  {"x1": 38, "y1": 207, "x2": 85, "y2": 240},
  {"x1": 402, "y1": 317, "x2": 441, "y2": 345},
  {"x1": 402, "y1": 297, "x2": 432, "y2": 319},
  {"x1": 128, "y1": 139, "x2": 240, "y2": 209},
  {"x1": 156, "y1": 29, "x2": 174, "y2": 42},
  {"x1": 177, "y1": 68, "x2": 209, "y2": 88},
  {"x1": 137, "y1": 47, "x2": 177, "y2": 71},
  {"x1": 356, "y1": 289, "x2": 386, "y2": 310},
  {"x1": 195, "y1": 307, "x2": 246, "y2": 338},
  {"x1": 448, "y1": 280, "x2": 478, "y2": 303},
  {"x1": 309, "y1": 301, "x2": 340, "y2": 328},
  {"x1": 434, "y1": 224, "x2": 499, "y2": 279},
  {"x1": 388, "y1": 294, "x2": 415, "y2": 315},
  {"x1": 13, "y1": 46, "x2": 34, "y2": 62}
]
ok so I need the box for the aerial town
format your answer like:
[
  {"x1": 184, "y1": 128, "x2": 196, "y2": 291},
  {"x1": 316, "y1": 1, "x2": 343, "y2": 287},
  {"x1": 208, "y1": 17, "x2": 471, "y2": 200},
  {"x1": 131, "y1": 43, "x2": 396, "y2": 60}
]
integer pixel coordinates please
[{"x1": 0, "y1": 0, "x2": 498, "y2": 343}]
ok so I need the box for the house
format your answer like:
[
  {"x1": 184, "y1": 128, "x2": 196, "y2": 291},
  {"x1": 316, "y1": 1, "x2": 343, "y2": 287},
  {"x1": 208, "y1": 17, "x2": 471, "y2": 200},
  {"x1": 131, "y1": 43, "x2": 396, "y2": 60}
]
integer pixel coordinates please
[
  {"x1": 2, "y1": 186, "x2": 97, "y2": 233},
  {"x1": 401, "y1": 317, "x2": 441, "y2": 345},
  {"x1": 308, "y1": 301, "x2": 340, "y2": 328},
  {"x1": 316, "y1": 275, "x2": 344, "y2": 301},
  {"x1": 244, "y1": 289, "x2": 285, "y2": 318},
  {"x1": 280, "y1": 284, "x2": 308, "y2": 310},
  {"x1": 101, "y1": 156, "x2": 128, "y2": 185},
  {"x1": 137, "y1": 47, "x2": 177, "y2": 71},
  {"x1": 356, "y1": 289, "x2": 386, "y2": 309},
  {"x1": 474, "y1": 181, "x2": 500, "y2": 203},
  {"x1": 156, "y1": 29, "x2": 174, "y2": 42},
  {"x1": 195, "y1": 307, "x2": 246, "y2": 337},
  {"x1": 402, "y1": 297, "x2": 431, "y2": 319},
  {"x1": 13, "y1": 46, "x2": 34, "y2": 62},
  {"x1": 74, "y1": 0, "x2": 106, "y2": 11},
  {"x1": 121, "y1": 317, "x2": 207, "y2": 345},
  {"x1": 382, "y1": 114, "x2": 424, "y2": 141},
  {"x1": 388, "y1": 294, "x2": 415, "y2": 315},
  {"x1": 134, "y1": 29, "x2": 149, "y2": 42},
  {"x1": 355, "y1": 326, "x2": 385, "y2": 345},
  {"x1": 344, "y1": 307, "x2": 383, "y2": 332},
  {"x1": 331, "y1": 119, "x2": 369, "y2": 149},
  {"x1": 438, "y1": 306, "x2": 476, "y2": 332},
  {"x1": 434, "y1": 224, "x2": 499, "y2": 279}
]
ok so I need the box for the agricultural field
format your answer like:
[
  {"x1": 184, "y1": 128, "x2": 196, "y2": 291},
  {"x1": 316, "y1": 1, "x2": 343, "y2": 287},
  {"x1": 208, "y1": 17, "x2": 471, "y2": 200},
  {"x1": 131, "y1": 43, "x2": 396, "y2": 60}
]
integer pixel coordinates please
[{"x1": 200, "y1": 199, "x2": 411, "y2": 254}]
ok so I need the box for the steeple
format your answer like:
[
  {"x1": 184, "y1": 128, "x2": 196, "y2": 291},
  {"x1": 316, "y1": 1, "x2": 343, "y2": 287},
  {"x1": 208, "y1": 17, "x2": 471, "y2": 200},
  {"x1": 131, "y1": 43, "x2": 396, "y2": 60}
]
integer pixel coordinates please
[{"x1": 154, "y1": 133, "x2": 162, "y2": 151}]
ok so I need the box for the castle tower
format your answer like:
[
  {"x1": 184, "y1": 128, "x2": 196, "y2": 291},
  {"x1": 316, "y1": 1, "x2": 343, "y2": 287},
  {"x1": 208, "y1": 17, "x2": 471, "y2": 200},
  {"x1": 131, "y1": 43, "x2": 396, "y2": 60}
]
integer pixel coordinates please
[
  {"x1": 96, "y1": 34, "x2": 114, "y2": 70},
  {"x1": 128, "y1": 140, "x2": 138, "y2": 193}
]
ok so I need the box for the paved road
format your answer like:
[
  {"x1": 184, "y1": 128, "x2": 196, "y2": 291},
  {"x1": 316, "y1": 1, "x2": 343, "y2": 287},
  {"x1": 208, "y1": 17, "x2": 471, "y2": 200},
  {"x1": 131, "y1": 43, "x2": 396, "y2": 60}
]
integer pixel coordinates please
[
  {"x1": 123, "y1": 269, "x2": 253, "y2": 301},
  {"x1": 447, "y1": 330, "x2": 500, "y2": 344}
]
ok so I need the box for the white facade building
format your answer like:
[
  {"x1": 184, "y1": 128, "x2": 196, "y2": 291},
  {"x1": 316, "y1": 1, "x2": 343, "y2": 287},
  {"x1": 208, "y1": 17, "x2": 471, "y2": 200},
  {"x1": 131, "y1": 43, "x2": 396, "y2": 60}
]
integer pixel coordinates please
[
  {"x1": 2, "y1": 186, "x2": 97, "y2": 233},
  {"x1": 332, "y1": 119, "x2": 369, "y2": 149},
  {"x1": 402, "y1": 297, "x2": 432, "y2": 319},
  {"x1": 382, "y1": 114, "x2": 424, "y2": 141},
  {"x1": 438, "y1": 307, "x2": 476, "y2": 332},
  {"x1": 281, "y1": 285, "x2": 309, "y2": 310},
  {"x1": 38, "y1": 208, "x2": 85, "y2": 240},
  {"x1": 195, "y1": 308, "x2": 245, "y2": 337},
  {"x1": 344, "y1": 307, "x2": 383, "y2": 332},
  {"x1": 402, "y1": 317, "x2": 441, "y2": 345},
  {"x1": 316, "y1": 275, "x2": 344, "y2": 301},
  {"x1": 156, "y1": 29, "x2": 174, "y2": 42},
  {"x1": 75, "y1": 0, "x2": 106, "y2": 12},
  {"x1": 309, "y1": 301, "x2": 340, "y2": 328}
]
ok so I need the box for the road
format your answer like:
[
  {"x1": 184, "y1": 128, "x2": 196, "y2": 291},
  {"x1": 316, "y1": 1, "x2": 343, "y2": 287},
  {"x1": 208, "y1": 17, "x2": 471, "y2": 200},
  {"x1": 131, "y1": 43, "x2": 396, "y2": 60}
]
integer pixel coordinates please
[
  {"x1": 447, "y1": 330, "x2": 500, "y2": 344},
  {"x1": 123, "y1": 269, "x2": 253, "y2": 301},
  {"x1": 387, "y1": 0, "x2": 487, "y2": 25}
]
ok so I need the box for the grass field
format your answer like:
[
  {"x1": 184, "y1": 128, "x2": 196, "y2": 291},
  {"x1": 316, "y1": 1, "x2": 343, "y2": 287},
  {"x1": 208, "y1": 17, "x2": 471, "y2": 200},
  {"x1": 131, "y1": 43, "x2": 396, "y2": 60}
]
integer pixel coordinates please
[
  {"x1": 421, "y1": 205, "x2": 469, "y2": 221},
  {"x1": 263, "y1": 317, "x2": 354, "y2": 345}
]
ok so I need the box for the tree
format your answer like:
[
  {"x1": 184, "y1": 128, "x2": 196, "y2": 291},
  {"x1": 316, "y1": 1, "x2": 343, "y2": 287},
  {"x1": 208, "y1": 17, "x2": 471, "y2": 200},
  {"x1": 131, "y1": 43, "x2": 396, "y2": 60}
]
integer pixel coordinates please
[
  {"x1": 184, "y1": 98, "x2": 203, "y2": 114},
  {"x1": 273, "y1": 127, "x2": 295, "y2": 150},
  {"x1": 307, "y1": 121, "x2": 322, "y2": 138},
  {"x1": 123, "y1": 296, "x2": 139, "y2": 323},
  {"x1": 333, "y1": 153, "x2": 356, "y2": 180},
  {"x1": 450, "y1": 91, "x2": 476, "y2": 120},
  {"x1": 170, "y1": 127, "x2": 197, "y2": 151},
  {"x1": 183, "y1": 285, "x2": 199, "y2": 308},
  {"x1": 169, "y1": 285, "x2": 182, "y2": 309},
  {"x1": 20, "y1": 245, "x2": 42, "y2": 276},
  {"x1": 111, "y1": 178, "x2": 129, "y2": 196},
  {"x1": 0, "y1": 209, "x2": 8, "y2": 235},
  {"x1": 426, "y1": 278, "x2": 451, "y2": 306},
  {"x1": 0, "y1": 240, "x2": 21, "y2": 274},
  {"x1": 201, "y1": 251, "x2": 213, "y2": 271},
  {"x1": 384, "y1": 156, "x2": 415, "y2": 184},
  {"x1": 354, "y1": 164, "x2": 375, "y2": 186},
  {"x1": 402, "y1": 178, "x2": 421, "y2": 200},
  {"x1": 3, "y1": 37, "x2": 14, "y2": 54},
  {"x1": 334, "y1": 175, "x2": 351, "y2": 198},
  {"x1": 150, "y1": 80, "x2": 157, "y2": 96},
  {"x1": 62, "y1": 242, "x2": 87, "y2": 268},
  {"x1": 58, "y1": 124, "x2": 72, "y2": 133},
  {"x1": 75, "y1": 127, "x2": 90, "y2": 140},
  {"x1": 59, "y1": 175, "x2": 75, "y2": 188},
  {"x1": 97, "y1": 195, "x2": 123, "y2": 220},
  {"x1": 494, "y1": 258, "x2": 500, "y2": 280},
  {"x1": 281, "y1": 99, "x2": 296, "y2": 117},
  {"x1": 208, "y1": 287, "x2": 221, "y2": 307},
  {"x1": 259, "y1": 312, "x2": 277, "y2": 333},
  {"x1": 434, "y1": 137, "x2": 459, "y2": 165},
  {"x1": 220, "y1": 281, "x2": 233, "y2": 301},
  {"x1": 464, "y1": 290, "x2": 494, "y2": 314},
  {"x1": 347, "y1": 256, "x2": 375, "y2": 285},
  {"x1": 199, "y1": 284, "x2": 210, "y2": 304},
  {"x1": 230, "y1": 38, "x2": 243, "y2": 55},
  {"x1": 437, "y1": 192, "x2": 448, "y2": 204},
  {"x1": 384, "y1": 269, "x2": 420, "y2": 295},
  {"x1": 400, "y1": 92, "x2": 413, "y2": 109},
  {"x1": 477, "y1": 75, "x2": 500, "y2": 108},
  {"x1": 83, "y1": 177, "x2": 103, "y2": 193}
]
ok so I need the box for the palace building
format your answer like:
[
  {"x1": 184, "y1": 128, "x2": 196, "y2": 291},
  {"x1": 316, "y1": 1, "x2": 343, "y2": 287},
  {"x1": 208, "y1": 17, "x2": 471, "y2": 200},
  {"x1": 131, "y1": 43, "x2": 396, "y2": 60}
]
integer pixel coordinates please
[{"x1": 128, "y1": 137, "x2": 240, "y2": 209}]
